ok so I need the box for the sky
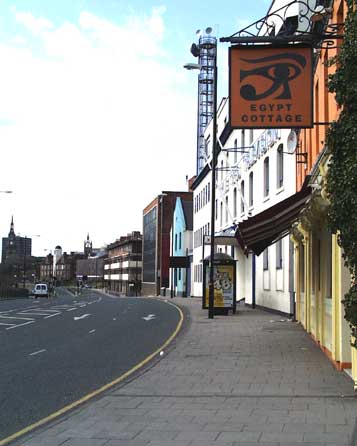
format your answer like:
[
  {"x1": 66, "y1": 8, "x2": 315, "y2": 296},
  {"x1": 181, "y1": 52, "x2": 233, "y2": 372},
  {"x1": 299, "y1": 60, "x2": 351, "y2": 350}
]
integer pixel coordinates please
[{"x1": 0, "y1": 0, "x2": 271, "y2": 256}]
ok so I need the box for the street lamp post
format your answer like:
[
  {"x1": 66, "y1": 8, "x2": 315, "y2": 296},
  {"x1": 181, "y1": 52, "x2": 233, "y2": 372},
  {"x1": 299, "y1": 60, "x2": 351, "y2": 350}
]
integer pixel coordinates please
[
  {"x1": 95, "y1": 257, "x2": 98, "y2": 289},
  {"x1": 208, "y1": 55, "x2": 218, "y2": 319},
  {"x1": 184, "y1": 43, "x2": 218, "y2": 319}
]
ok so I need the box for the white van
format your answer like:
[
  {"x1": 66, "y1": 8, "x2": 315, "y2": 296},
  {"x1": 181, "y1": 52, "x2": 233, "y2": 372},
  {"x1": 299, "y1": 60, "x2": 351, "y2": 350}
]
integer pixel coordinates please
[{"x1": 32, "y1": 283, "x2": 49, "y2": 298}]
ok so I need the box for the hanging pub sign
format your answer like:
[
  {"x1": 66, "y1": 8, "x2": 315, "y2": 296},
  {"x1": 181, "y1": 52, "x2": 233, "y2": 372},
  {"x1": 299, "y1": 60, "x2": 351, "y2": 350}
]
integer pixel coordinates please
[{"x1": 229, "y1": 45, "x2": 313, "y2": 129}]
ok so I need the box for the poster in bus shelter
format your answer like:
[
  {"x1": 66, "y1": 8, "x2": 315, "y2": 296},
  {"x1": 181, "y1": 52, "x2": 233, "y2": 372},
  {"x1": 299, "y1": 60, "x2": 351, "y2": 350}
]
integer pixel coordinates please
[
  {"x1": 229, "y1": 45, "x2": 313, "y2": 129},
  {"x1": 205, "y1": 264, "x2": 234, "y2": 308}
]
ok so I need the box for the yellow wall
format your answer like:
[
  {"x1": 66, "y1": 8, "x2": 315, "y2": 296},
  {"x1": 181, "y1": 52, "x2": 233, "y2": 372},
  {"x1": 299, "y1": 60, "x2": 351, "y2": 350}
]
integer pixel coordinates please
[{"x1": 292, "y1": 221, "x2": 355, "y2": 386}]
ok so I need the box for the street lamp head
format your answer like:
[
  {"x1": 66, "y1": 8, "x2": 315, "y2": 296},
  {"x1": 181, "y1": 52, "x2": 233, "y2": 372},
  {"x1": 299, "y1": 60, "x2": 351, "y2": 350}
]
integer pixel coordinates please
[
  {"x1": 190, "y1": 43, "x2": 200, "y2": 58},
  {"x1": 183, "y1": 63, "x2": 201, "y2": 70}
]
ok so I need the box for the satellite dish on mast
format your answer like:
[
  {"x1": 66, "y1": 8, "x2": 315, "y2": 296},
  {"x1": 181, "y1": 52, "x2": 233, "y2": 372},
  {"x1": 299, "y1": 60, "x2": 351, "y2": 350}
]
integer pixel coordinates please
[
  {"x1": 205, "y1": 27, "x2": 213, "y2": 34},
  {"x1": 287, "y1": 130, "x2": 297, "y2": 154}
]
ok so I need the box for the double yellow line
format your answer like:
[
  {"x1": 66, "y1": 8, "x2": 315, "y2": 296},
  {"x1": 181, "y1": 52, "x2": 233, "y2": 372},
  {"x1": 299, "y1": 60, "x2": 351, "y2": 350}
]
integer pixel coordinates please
[{"x1": 0, "y1": 301, "x2": 183, "y2": 446}]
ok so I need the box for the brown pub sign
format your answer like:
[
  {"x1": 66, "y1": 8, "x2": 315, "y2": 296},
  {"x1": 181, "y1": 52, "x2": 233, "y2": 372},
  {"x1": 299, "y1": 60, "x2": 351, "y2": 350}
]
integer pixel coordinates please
[{"x1": 229, "y1": 45, "x2": 313, "y2": 128}]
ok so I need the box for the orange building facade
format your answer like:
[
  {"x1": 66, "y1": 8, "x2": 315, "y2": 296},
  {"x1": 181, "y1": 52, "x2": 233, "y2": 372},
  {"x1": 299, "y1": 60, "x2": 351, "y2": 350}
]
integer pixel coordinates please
[{"x1": 291, "y1": 0, "x2": 357, "y2": 389}]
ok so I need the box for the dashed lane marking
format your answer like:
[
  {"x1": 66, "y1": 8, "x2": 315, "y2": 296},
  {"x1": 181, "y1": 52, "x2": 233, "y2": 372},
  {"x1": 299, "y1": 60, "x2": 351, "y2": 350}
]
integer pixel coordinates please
[{"x1": 29, "y1": 349, "x2": 46, "y2": 356}]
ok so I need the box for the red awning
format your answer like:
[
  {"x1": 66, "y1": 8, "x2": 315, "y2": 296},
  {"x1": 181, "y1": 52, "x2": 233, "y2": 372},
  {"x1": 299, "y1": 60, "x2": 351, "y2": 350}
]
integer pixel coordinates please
[{"x1": 236, "y1": 186, "x2": 311, "y2": 256}]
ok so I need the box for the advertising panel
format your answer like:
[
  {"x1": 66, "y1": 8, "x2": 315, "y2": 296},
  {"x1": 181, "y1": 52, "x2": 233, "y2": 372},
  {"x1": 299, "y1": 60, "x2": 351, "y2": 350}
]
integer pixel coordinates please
[
  {"x1": 229, "y1": 45, "x2": 313, "y2": 128},
  {"x1": 205, "y1": 264, "x2": 234, "y2": 308}
]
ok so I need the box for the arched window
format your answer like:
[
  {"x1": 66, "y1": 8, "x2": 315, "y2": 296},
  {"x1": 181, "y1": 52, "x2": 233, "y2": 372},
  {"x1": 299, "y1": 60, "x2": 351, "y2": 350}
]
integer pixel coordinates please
[
  {"x1": 225, "y1": 196, "x2": 229, "y2": 223},
  {"x1": 277, "y1": 144, "x2": 284, "y2": 188},
  {"x1": 249, "y1": 172, "x2": 254, "y2": 207},
  {"x1": 264, "y1": 157, "x2": 270, "y2": 197},
  {"x1": 233, "y1": 188, "x2": 237, "y2": 218}
]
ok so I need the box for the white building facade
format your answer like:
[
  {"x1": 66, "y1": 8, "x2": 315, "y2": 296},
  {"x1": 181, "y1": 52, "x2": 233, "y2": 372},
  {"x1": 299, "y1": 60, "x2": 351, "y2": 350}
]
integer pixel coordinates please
[{"x1": 192, "y1": 98, "x2": 297, "y2": 315}]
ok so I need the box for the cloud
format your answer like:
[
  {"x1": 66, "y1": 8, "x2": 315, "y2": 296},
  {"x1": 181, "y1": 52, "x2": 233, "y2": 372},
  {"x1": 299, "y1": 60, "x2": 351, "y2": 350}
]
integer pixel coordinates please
[
  {"x1": 0, "y1": 7, "x2": 196, "y2": 254},
  {"x1": 12, "y1": 7, "x2": 54, "y2": 35}
]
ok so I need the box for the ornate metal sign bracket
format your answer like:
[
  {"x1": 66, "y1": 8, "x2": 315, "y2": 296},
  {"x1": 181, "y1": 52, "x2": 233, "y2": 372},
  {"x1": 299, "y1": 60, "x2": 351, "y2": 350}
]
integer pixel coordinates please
[{"x1": 220, "y1": 0, "x2": 344, "y2": 49}]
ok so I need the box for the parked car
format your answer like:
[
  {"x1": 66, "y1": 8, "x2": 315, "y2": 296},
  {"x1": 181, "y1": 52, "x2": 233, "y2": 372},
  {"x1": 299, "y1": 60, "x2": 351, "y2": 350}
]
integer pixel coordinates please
[{"x1": 32, "y1": 283, "x2": 49, "y2": 298}]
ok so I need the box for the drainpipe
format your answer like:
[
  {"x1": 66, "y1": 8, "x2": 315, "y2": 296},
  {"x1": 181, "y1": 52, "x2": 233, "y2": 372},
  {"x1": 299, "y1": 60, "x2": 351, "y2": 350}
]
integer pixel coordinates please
[
  {"x1": 252, "y1": 252, "x2": 256, "y2": 309},
  {"x1": 289, "y1": 239, "x2": 296, "y2": 321}
]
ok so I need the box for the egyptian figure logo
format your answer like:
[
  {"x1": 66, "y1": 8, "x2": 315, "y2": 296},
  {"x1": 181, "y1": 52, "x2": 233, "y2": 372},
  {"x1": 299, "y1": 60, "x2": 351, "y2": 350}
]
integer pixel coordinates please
[{"x1": 240, "y1": 53, "x2": 306, "y2": 101}]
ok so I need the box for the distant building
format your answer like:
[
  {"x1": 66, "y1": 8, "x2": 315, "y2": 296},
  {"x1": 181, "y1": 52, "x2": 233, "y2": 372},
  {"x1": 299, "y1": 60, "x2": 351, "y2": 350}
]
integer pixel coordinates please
[
  {"x1": 170, "y1": 196, "x2": 193, "y2": 297},
  {"x1": 45, "y1": 245, "x2": 86, "y2": 284},
  {"x1": 39, "y1": 253, "x2": 54, "y2": 283},
  {"x1": 142, "y1": 189, "x2": 193, "y2": 296},
  {"x1": 103, "y1": 231, "x2": 142, "y2": 296},
  {"x1": 76, "y1": 250, "x2": 106, "y2": 287},
  {"x1": 1, "y1": 217, "x2": 32, "y2": 263}
]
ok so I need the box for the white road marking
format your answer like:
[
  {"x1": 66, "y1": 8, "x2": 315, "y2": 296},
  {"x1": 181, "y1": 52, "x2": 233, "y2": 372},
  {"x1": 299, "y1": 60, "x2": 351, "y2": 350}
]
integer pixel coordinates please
[
  {"x1": 29, "y1": 349, "x2": 46, "y2": 356},
  {"x1": 142, "y1": 314, "x2": 156, "y2": 321},
  {"x1": 74, "y1": 314, "x2": 90, "y2": 321},
  {"x1": 88, "y1": 329, "x2": 96, "y2": 334},
  {"x1": 0, "y1": 315, "x2": 34, "y2": 322},
  {"x1": 18, "y1": 310, "x2": 60, "y2": 317},
  {"x1": 7, "y1": 321, "x2": 35, "y2": 330},
  {"x1": 44, "y1": 313, "x2": 61, "y2": 319},
  {"x1": 66, "y1": 308, "x2": 77, "y2": 312}
]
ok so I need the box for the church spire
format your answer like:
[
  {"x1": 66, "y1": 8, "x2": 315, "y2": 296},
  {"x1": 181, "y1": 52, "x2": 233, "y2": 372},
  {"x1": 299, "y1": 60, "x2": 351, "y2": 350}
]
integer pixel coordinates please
[
  {"x1": 84, "y1": 233, "x2": 92, "y2": 257},
  {"x1": 8, "y1": 216, "x2": 15, "y2": 237}
]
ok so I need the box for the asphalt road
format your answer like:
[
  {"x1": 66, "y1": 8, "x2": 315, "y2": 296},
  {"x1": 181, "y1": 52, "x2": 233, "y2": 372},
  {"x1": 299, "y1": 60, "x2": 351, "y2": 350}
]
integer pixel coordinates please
[{"x1": 0, "y1": 289, "x2": 181, "y2": 441}]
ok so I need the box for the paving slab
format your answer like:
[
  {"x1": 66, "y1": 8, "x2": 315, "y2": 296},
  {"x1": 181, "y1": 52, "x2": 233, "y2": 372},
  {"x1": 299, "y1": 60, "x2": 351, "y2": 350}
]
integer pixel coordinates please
[{"x1": 13, "y1": 298, "x2": 357, "y2": 446}]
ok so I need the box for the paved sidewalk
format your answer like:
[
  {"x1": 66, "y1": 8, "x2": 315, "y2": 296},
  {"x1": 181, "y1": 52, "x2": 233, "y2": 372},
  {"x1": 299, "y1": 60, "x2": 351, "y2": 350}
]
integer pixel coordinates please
[{"x1": 15, "y1": 298, "x2": 356, "y2": 446}]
